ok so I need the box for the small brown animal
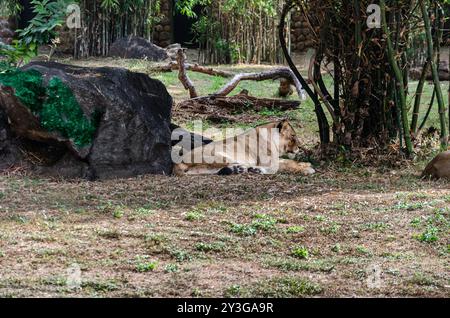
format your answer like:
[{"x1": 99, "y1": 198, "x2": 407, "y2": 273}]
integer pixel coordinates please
[
  {"x1": 421, "y1": 151, "x2": 450, "y2": 180},
  {"x1": 278, "y1": 78, "x2": 294, "y2": 97}
]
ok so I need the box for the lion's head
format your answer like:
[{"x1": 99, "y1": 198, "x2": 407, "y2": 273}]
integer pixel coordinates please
[{"x1": 277, "y1": 120, "x2": 302, "y2": 158}]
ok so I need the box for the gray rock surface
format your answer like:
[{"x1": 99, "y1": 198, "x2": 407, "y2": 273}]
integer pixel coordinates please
[
  {"x1": 0, "y1": 61, "x2": 173, "y2": 179},
  {"x1": 109, "y1": 36, "x2": 169, "y2": 61}
]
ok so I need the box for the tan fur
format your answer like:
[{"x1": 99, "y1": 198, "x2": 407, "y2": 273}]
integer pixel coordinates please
[
  {"x1": 173, "y1": 120, "x2": 315, "y2": 176},
  {"x1": 421, "y1": 151, "x2": 450, "y2": 180}
]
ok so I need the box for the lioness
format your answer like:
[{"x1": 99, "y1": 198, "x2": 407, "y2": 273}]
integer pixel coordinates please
[
  {"x1": 173, "y1": 120, "x2": 315, "y2": 176},
  {"x1": 421, "y1": 151, "x2": 450, "y2": 180}
]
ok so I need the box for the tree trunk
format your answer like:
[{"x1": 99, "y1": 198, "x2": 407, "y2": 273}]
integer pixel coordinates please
[{"x1": 279, "y1": 1, "x2": 330, "y2": 144}]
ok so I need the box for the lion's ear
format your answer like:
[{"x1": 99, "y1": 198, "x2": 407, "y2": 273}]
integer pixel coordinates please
[
  {"x1": 277, "y1": 120, "x2": 289, "y2": 132},
  {"x1": 277, "y1": 120, "x2": 287, "y2": 131},
  {"x1": 277, "y1": 122, "x2": 283, "y2": 131}
]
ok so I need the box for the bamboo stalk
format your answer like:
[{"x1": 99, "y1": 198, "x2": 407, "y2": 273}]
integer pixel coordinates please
[
  {"x1": 420, "y1": 0, "x2": 448, "y2": 150},
  {"x1": 380, "y1": 0, "x2": 413, "y2": 156}
]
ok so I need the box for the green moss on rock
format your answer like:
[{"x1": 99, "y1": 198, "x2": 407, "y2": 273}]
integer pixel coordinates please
[
  {"x1": 0, "y1": 66, "x2": 45, "y2": 113},
  {"x1": 0, "y1": 65, "x2": 98, "y2": 147}
]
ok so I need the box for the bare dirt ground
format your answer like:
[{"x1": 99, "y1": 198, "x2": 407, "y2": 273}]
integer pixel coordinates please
[
  {"x1": 0, "y1": 58, "x2": 449, "y2": 298},
  {"x1": 0, "y1": 169, "x2": 448, "y2": 297}
]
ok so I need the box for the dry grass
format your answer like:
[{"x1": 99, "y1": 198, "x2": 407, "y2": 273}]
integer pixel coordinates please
[
  {"x1": 0, "y1": 167, "x2": 448, "y2": 297},
  {"x1": 0, "y1": 57, "x2": 449, "y2": 298}
]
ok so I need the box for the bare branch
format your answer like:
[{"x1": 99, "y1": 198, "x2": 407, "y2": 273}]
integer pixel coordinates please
[
  {"x1": 176, "y1": 49, "x2": 198, "y2": 98},
  {"x1": 151, "y1": 62, "x2": 234, "y2": 78},
  {"x1": 213, "y1": 67, "x2": 304, "y2": 98}
]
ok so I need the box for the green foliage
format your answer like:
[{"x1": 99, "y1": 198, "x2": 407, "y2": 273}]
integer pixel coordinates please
[
  {"x1": 134, "y1": 255, "x2": 158, "y2": 272},
  {"x1": 191, "y1": 15, "x2": 213, "y2": 45},
  {"x1": 230, "y1": 214, "x2": 279, "y2": 236},
  {"x1": 230, "y1": 223, "x2": 257, "y2": 236},
  {"x1": 169, "y1": 249, "x2": 192, "y2": 262},
  {"x1": 0, "y1": 0, "x2": 21, "y2": 16},
  {"x1": 214, "y1": 38, "x2": 240, "y2": 64},
  {"x1": 0, "y1": 0, "x2": 71, "y2": 65},
  {"x1": 135, "y1": 261, "x2": 158, "y2": 272},
  {"x1": 0, "y1": 42, "x2": 38, "y2": 66},
  {"x1": 411, "y1": 208, "x2": 449, "y2": 244},
  {"x1": 164, "y1": 263, "x2": 179, "y2": 273},
  {"x1": 17, "y1": 0, "x2": 69, "y2": 46},
  {"x1": 252, "y1": 214, "x2": 278, "y2": 231},
  {"x1": 174, "y1": 0, "x2": 211, "y2": 18}
]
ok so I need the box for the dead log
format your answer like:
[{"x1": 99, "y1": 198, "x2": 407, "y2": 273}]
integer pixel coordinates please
[
  {"x1": 152, "y1": 62, "x2": 234, "y2": 78},
  {"x1": 178, "y1": 92, "x2": 300, "y2": 113},
  {"x1": 153, "y1": 61, "x2": 305, "y2": 100},
  {"x1": 177, "y1": 49, "x2": 198, "y2": 98}
]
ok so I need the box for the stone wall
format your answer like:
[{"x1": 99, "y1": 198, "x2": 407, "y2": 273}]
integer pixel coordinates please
[
  {"x1": 56, "y1": 27, "x2": 75, "y2": 54},
  {"x1": 1, "y1": 3, "x2": 314, "y2": 56},
  {"x1": 290, "y1": 12, "x2": 314, "y2": 52},
  {"x1": 0, "y1": 16, "x2": 15, "y2": 45},
  {"x1": 152, "y1": 1, "x2": 173, "y2": 48},
  {"x1": 152, "y1": 3, "x2": 314, "y2": 52}
]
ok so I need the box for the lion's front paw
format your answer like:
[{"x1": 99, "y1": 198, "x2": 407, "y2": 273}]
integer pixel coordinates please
[
  {"x1": 301, "y1": 166, "x2": 316, "y2": 175},
  {"x1": 296, "y1": 162, "x2": 315, "y2": 175}
]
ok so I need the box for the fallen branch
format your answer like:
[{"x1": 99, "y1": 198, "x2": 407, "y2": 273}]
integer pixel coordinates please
[
  {"x1": 213, "y1": 67, "x2": 304, "y2": 98},
  {"x1": 179, "y1": 91, "x2": 300, "y2": 113},
  {"x1": 152, "y1": 62, "x2": 234, "y2": 78},
  {"x1": 177, "y1": 49, "x2": 198, "y2": 98}
]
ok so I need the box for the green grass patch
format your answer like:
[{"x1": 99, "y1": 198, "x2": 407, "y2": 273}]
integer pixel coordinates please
[
  {"x1": 134, "y1": 255, "x2": 158, "y2": 272},
  {"x1": 415, "y1": 226, "x2": 439, "y2": 243},
  {"x1": 230, "y1": 214, "x2": 279, "y2": 236},
  {"x1": 164, "y1": 264, "x2": 179, "y2": 273},
  {"x1": 195, "y1": 242, "x2": 226, "y2": 253},
  {"x1": 225, "y1": 276, "x2": 323, "y2": 298},
  {"x1": 264, "y1": 258, "x2": 334, "y2": 273},
  {"x1": 185, "y1": 210, "x2": 204, "y2": 221},
  {"x1": 285, "y1": 225, "x2": 305, "y2": 234},
  {"x1": 81, "y1": 280, "x2": 119, "y2": 292},
  {"x1": 291, "y1": 246, "x2": 309, "y2": 259}
]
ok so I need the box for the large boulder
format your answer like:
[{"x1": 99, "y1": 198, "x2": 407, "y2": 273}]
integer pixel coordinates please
[
  {"x1": 410, "y1": 60, "x2": 449, "y2": 81},
  {"x1": 109, "y1": 36, "x2": 169, "y2": 61},
  {"x1": 422, "y1": 151, "x2": 450, "y2": 180},
  {"x1": 0, "y1": 61, "x2": 173, "y2": 179}
]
